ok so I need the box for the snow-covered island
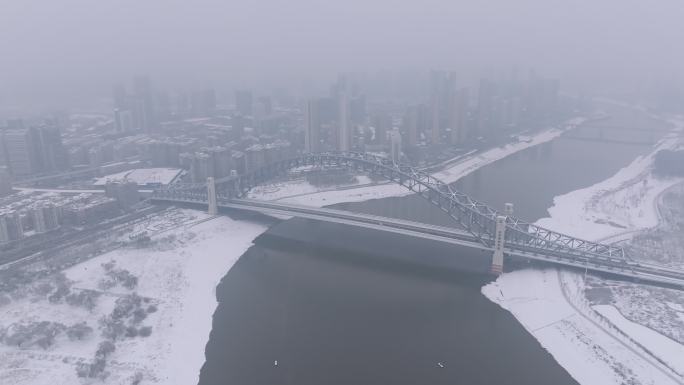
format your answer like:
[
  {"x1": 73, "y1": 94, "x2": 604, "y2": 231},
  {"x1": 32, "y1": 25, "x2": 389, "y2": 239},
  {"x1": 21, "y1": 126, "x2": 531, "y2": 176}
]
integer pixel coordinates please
[{"x1": 1, "y1": 114, "x2": 683, "y2": 385}]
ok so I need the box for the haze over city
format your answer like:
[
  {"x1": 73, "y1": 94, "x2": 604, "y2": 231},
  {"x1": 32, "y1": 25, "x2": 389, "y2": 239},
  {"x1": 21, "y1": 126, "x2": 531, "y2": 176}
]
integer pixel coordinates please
[
  {"x1": 1, "y1": 0, "x2": 683, "y2": 112},
  {"x1": 0, "y1": 2, "x2": 684, "y2": 385}
]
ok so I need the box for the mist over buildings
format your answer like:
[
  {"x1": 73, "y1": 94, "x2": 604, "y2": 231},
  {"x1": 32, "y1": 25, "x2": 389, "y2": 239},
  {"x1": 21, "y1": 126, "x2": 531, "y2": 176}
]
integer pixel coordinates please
[{"x1": 1, "y1": 0, "x2": 683, "y2": 114}]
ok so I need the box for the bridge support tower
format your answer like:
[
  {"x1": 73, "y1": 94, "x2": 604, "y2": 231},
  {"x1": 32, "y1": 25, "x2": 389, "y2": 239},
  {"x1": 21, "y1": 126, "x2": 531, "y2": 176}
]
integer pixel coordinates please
[
  {"x1": 491, "y1": 215, "x2": 506, "y2": 275},
  {"x1": 491, "y1": 203, "x2": 513, "y2": 275},
  {"x1": 207, "y1": 177, "x2": 218, "y2": 215}
]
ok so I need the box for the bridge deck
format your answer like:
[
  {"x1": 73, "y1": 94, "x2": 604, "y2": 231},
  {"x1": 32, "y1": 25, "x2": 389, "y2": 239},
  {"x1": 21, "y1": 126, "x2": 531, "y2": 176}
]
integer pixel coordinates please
[{"x1": 151, "y1": 195, "x2": 684, "y2": 289}]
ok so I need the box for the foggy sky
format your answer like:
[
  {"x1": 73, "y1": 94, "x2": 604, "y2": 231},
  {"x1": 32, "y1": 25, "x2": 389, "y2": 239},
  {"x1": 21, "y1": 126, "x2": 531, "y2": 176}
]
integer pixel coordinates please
[{"x1": 1, "y1": 0, "x2": 683, "y2": 111}]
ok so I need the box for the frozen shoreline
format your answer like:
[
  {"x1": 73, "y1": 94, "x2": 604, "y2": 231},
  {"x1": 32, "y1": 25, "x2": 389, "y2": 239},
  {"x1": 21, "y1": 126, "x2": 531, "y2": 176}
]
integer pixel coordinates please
[
  {"x1": 483, "y1": 116, "x2": 684, "y2": 385},
  {"x1": 0, "y1": 212, "x2": 268, "y2": 385}
]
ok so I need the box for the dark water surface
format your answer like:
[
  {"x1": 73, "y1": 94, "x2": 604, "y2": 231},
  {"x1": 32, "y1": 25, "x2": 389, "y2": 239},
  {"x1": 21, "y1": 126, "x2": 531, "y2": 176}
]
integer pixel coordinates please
[{"x1": 199, "y1": 104, "x2": 669, "y2": 385}]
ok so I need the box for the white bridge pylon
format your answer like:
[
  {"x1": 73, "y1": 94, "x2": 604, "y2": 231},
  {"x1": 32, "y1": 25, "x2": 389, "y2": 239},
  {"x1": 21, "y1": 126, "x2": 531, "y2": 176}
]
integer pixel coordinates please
[
  {"x1": 491, "y1": 203, "x2": 514, "y2": 275},
  {"x1": 207, "y1": 177, "x2": 218, "y2": 215}
]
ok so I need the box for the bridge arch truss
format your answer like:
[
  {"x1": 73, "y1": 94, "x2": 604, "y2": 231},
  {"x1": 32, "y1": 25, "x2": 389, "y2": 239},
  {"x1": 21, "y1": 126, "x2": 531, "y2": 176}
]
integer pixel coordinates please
[{"x1": 154, "y1": 152, "x2": 626, "y2": 263}]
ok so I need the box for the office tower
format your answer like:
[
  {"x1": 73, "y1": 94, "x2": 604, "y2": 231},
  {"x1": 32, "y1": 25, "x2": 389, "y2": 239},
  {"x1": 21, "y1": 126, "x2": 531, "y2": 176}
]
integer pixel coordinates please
[
  {"x1": 112, "y1": 77, "x2": 157, "y2": 132},
  {"x1": 402, "y1": 105, "x2": 427, "y2": 148},
  {"x1": 0, "y1": 213, "x2": 24, "y2": 243},
  {"x1": 113, "y1": 83, "x2": 128, "y2": 111},
  {"x1": 133, "y1": 76, "x2": 157, "y2": 131},
  {"x1": 175, "y1": 91, "x2": 192, "y2": 117},
  {"x1": 33, "y1": 204, "x2": 59, "y2": 233},
  {"x1": 180, "y1": 152, "x2": 213, "y2": 183},
  {"x1": 333, "y1": 75, "x2": 352, "y2": 152},
  {"x1": 337, "y1": 92, "x2": 351, "y2": 151},
  {"x1": 349, "y1": 94, "x2": 367, "y2": 124},
  {"x1": 256, "y1": 96, "x2": 273, "y2": 117},
  {"x1": 156, "y1": 90, "x2": 172, "y2": 121},
  {"x1": 449, "y1": 88, "x2": 469, "y2": 145},
  {"x1": 37, "y1": 125, "x2": 69, "y2": 172},
  {"x1": 0, "y1": 166, "x2": 12, "y2": 196},
  {"x1": 428, "y1": 71, "x2": 457, "y2": 144},
  {"x1": 429, "y1": 71, "x2": 443, "y2": 144},
  {"x1": 235, "y1": 90, "x2": 253, "y2": 116},
  {"x1": 0, "y1": 127, "x2": 39, "y2": 176},
  {"x1": 304, "y1": 99, "x2": 322, "y2": 153},
  {"x1": 114, "y1": 108, "x2": 134, "y2": 133},
  {"x1": 390, "y1": 129, "x2": 402, "y2": 164},
  {"x1": 204, "y1": 146, "x2": 234, "y2": 178},
  {"x1": 371, "y1": 112, "x2": 392, "y2": 145},
  {"x1": 477, "y1": 78, "x2": 496, "y2": 138}
]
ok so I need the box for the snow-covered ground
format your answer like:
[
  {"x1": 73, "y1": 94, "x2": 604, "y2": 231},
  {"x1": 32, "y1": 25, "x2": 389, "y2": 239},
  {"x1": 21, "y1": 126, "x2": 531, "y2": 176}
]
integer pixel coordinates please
[
  {"x1": 0, "y1": 211, "x2": 267, "y2": 385},
  {"x1": 593, "y1": 304, "x2": 684, "y2": 375},
  {"x1": 536, "y1": 120, "x2": 684, "y2": 242},
  {"x1": 483, "y1": 269, "x2": 681, "y2": 385},
  {"x1": 483, "y1": 116, "x2": 684, "y2": 384},
  {"x1": 93, "y1": 168, "x2": 183, "y2": 186}
]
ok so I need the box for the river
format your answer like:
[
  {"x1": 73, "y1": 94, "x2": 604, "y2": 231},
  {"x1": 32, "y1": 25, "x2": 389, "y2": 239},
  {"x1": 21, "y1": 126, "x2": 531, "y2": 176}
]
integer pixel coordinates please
[{"x1": 198, "y1": 103, "x2": 669, "y2": 385}]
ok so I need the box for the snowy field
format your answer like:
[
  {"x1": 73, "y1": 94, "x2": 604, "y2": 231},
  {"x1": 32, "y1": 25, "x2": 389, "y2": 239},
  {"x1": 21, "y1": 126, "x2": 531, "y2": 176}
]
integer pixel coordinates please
[{"x1": 0, "y1": 211, "x2": 267, "y2": 385}]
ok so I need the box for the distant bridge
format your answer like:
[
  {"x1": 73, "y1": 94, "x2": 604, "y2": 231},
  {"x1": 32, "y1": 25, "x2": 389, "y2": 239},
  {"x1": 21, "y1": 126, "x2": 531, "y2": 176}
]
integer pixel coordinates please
[
  {"x1": 151, "y1": 152, "x2": 684, "y2": 288},
  {"x1": 561, "y1": 135, "x2": 656, "y2": 146},
  {"x1": 582, "y1": 123, "x2": 674, "y2": 133}
]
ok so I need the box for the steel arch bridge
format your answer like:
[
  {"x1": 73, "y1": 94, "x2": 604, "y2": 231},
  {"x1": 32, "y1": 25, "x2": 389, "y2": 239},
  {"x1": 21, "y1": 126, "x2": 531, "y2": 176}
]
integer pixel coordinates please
[{"x1": 153, "y1": 151, "x2": 627, "y2": 263}]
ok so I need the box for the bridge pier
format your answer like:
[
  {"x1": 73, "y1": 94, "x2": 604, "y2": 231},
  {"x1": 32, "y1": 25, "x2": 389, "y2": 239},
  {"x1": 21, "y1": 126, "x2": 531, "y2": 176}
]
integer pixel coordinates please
[
  {"x1": 491, "y1": 215, "x2": 506, "y2": 275},
  {"x1": 491, "y1": 203, "x2": 513, "y2": 275},
  {"x1": 207, "y1": 177, "x2": 218, "y2": 215}
]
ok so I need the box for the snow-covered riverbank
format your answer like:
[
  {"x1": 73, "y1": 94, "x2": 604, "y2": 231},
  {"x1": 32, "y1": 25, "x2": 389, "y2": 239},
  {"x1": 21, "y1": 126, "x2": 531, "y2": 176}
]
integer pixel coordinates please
[
  {"x1": 0, "y1": 212, "x2": 267, "y2": 385},
  {"x1": 483, "y1": 116, "x2": 684, "y2": 385}
]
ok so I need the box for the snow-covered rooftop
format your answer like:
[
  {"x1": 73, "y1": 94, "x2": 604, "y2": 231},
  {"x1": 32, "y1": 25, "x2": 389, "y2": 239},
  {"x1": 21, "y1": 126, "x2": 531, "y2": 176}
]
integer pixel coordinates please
[{"x1": 93, "y1": 168, "x2": 183, "y2": 187}]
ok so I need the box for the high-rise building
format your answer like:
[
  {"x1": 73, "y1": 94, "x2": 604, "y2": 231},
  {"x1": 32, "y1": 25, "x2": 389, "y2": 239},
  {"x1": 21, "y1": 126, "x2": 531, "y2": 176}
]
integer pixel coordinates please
[
  {"x1": 349, "y1": 95, "x2": 367, "y2": 124},
  {"x1": 0, "y1": 213, "x2": 24, "y2": 243},
  {"x1": 37, "y1": 124, "x2": 69, "y2": 172},
  {"x1": 112, "y1": 77, "x2": 157, "y2": 132},
  {"x1": 337, "y1": 92, "x2": 351, "y2": 152},
  {"x1": 133, "y1": 76, "x2": 157, "y2": 131},
  {"x1": 114, "y1": 108, "x2": 134, "y2": 133},
  {"x1": 255, "y1": 96, "x2": 273, "y2": 118},
  {"x1": 0, "y1": 166, "x2": 12, "y2": 196},
  {"x1": 449, "y1": 88, "x2": 469, "y2": 145},
  {"x1": 371, "y1": 112, "x2": 392, "y2": 145},
  {"x1": 402, "y1": 105, "x2": 427, "y2": 148},
  {"x1": 235, "y1": 90, "x2": 253, "y2": 116},
  {"x1": 428, "y1": 71, "x2": 457, "y2": 144},
  {"x1": 477, "y1": 78, "x2": 496, "y2": 138},
  {"x1": 204, "y1": 146, "x2": 234, "y2": 178},
  {"x1": 0, "y1": 127, "x2": 40, "y2": 176},
  {"x1": 304, "y1": 99, "x2": 322, "y2": 153},
  {"x1": 32, "y1": 204, "x2": 59, "y2": 233},
  {"x1": 390, "y1": 129, "x2": 402, "y2": 164}
]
